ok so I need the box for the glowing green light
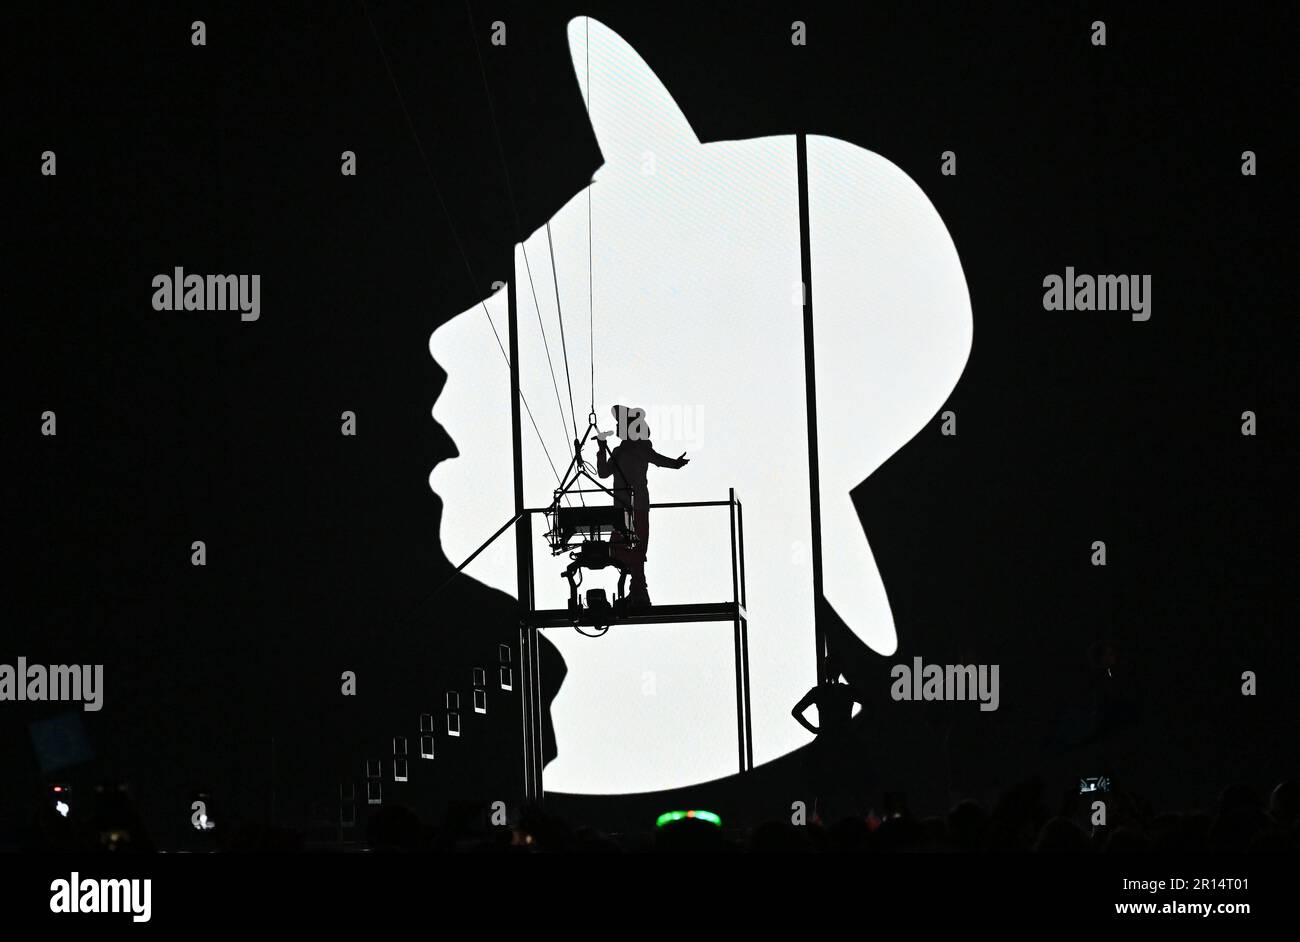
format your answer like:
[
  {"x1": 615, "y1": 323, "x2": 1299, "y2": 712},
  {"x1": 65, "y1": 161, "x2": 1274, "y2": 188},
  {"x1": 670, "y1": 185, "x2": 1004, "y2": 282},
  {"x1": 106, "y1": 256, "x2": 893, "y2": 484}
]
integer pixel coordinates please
[{"x1": 656, "y1": 809, "x2": 722, "y2": 828}]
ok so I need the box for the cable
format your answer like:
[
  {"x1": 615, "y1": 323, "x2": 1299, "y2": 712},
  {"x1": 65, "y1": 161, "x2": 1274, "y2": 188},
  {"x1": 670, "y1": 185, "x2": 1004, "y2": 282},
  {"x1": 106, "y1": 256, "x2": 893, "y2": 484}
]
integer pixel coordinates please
[
  {"x1": 477, "y1": 303, "x2": 570, "y2": 493},
  {"x1": 358, "y1": 0, "x2": 568, "y2": 492},
  {"x1": 546, "y1": 222, "x2": 580, "y2": 442},
  {"x1": 586, "y1": 17, "x2": 595, "y2": 415},
  {"x1": 463, "y1": 0, "x2": 581, "y2": 504},
  {"x1": 520, "y1": 242, "x2": 575, "y2": 452},
  {"x1": 537, "y1": 225, "x2": 585, "y2": 507}
]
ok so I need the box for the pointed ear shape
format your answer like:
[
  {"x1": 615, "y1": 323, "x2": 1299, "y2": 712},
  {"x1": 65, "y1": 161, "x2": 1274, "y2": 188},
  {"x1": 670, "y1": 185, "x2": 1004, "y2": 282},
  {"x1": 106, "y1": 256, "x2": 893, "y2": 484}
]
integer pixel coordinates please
[{"x1": 567, "y1": 17, "x2": 699, "y2": 165}]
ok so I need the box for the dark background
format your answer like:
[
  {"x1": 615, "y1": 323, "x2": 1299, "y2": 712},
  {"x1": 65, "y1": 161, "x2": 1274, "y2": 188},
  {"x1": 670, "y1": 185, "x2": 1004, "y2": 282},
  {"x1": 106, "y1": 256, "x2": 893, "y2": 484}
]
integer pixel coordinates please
[{"x1": 4, "y1": 1, "x2": 1296, "y2": 845}]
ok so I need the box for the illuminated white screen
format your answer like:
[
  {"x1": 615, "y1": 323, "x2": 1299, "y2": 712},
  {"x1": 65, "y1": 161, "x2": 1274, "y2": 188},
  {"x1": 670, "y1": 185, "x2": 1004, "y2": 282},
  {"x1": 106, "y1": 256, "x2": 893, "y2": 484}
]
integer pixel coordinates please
[{"x1": 430, "y1": 19, "x2": 971, "y2": 794}]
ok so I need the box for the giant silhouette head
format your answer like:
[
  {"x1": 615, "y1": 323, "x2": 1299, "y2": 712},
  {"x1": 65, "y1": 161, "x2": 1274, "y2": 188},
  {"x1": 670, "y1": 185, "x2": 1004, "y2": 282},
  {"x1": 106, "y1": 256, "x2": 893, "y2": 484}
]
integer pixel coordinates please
[{"x1": 430, "y1": 18, "x2": 971, "y2": 794}]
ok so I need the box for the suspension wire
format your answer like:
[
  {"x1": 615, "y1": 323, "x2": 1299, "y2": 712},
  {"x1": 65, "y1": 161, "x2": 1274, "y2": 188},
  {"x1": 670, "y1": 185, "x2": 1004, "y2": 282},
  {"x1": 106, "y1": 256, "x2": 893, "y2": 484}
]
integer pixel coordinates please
[
  {"x1": 464, "y1": 0, "x2": 588, "y2": 508},
  {"x1": 520, "y1": 241, "x2": 575, "y2": 451},
  {"x1": 359, "y1": 0, "x2": 567, "y2": 492},
  {"x1": 476, "y1": 303, "x2": 568, "y2": 501},
  {"x1": 542, "y1": 223, "x2": 586, "y2": 507},
  {"x1": 545, "y1": 222, "x2": 580, "y2": 441},
  {"x1": 586, "y1": 18, "x2": 595, "y2": 416}
]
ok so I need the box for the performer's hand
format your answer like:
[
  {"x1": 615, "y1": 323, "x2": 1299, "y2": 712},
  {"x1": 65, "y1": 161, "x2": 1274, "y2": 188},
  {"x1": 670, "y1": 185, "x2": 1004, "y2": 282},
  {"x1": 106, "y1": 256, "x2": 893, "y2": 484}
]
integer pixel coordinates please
[
  {"x1": 676, "y1": 452, "x2": 690, "y2": 466},
  {"x1": 792, "y1": 711, "x2": 819, "y2": 735}
]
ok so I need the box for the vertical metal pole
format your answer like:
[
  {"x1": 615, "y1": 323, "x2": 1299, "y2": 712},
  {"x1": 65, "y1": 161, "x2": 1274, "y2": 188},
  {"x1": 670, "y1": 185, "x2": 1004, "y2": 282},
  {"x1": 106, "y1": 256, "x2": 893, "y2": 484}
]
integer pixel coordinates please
[
  {"x1": 736, "y1": 491, "x2": 752, "y2": 770},
  {"x1": 529, "y1": 628, "x2": 544, "y2": 806},
  {"x1": 526, "y1": 515, "x2": 536, "y2": 616},
  {"x1": 729, "y1": 488, "x2": 746, "y2": 771},
  {"x1": 518, "y1": 627, "x2": 534, "y2": 800},
  {"x1": 520, "y1": 626, "x2": 543, "y2": 805},
  {"x1": 508, "y1": 269, "x2": 527, "y2": 593},
  {"x1": 509, "y1": 264, "x2": 543, "y2": 802},
  {"x1": 732, "y1": 615, "x2": 746, "y2": 773},
  {"x1": 728, "y1": 488, "x2": 740, "y2": 609},
  {"x1": 797, "y1": 134, "x2": 828, "y2": 685},
  {"x1": 737, "y1": 499, "x2": 748, "y2": 610},
  {"x1": 741, "y1": 617, "x2": 753, "y2": 771},
  {"x1": 509, "y1": 276, "x2": 533, "y2": 617}
]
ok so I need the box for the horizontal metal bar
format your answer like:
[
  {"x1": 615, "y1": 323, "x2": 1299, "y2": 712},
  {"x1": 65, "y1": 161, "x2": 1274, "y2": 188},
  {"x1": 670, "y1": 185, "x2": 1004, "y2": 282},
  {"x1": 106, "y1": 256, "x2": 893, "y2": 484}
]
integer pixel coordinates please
[
  {"x1": 525, "y1": 601, "x2": 745, "y2": 628},
  {"x1": 647, "y1": 500, "x2": 733, "y2": 509},
  {"x1": 523, "y1": 499, "x2": 734, "y2": 514}
]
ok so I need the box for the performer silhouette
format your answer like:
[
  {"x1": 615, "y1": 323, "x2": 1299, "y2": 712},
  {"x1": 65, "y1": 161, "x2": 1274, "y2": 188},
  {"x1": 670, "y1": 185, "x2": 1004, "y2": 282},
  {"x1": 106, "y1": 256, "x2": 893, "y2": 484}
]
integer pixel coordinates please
[
  {"x1": 595, "y1": 404, "x2": 689, "y2": 608},
  {"x1": 792, "y1": 658, "x2": 871, "y2": 822}
]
